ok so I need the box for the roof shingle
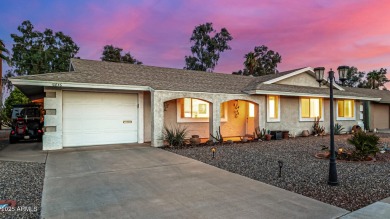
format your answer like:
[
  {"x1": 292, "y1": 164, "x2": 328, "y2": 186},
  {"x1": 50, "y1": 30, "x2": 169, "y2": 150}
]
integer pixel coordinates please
[{"x1": 11, "y1": 59, "x2": 389, "y2": 102}]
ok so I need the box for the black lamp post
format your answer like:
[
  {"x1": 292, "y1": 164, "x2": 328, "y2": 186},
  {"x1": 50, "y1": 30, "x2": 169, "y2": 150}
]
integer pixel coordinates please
[{"x1": 313, "y1": 66, "x2": 348, "y2": 186}]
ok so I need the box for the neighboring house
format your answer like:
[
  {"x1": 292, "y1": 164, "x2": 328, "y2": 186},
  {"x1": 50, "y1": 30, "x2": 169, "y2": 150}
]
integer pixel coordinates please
[{"x1": 9, "y1": 59, "x2": 389, "y2": 150}]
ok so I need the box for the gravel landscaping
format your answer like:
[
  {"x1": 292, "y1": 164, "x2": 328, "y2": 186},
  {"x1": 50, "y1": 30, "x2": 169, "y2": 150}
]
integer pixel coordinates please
[
  {"x1": 0, "y1": 160, "x2": 45, "y2": 219},
  {"x1": 164, "y1": 134, "x2": 390, "y2": 211}
]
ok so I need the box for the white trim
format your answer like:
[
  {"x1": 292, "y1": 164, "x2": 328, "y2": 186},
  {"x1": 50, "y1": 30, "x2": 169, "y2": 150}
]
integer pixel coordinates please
[
  {"x1": 252, "y1": 90, "x2": 381, "y2": 101},
  {"x1": 263, "y1": 67, "x2": 345, "y2": 91},
  {"x1": 264, "y1": 67, "x2": 313, "y2": 84},
  {"x1": 137, "y1": 92, "x2": 144, "y2": 143},
  {"x1": 299, "y1": 97, "x2": 324, "y2": 122},
  {"x1": 176, "y1": 99, "x2": 228, "y2": 123},
  {"x1": 266, "y1": 95, "x2": 280, "y2": 122},
  {"x1": 10, "y1": 79, "x2": 152, "y2": 91},
  {"x1": 336, "y1": 99, "x2": 356, "y2": 121}
]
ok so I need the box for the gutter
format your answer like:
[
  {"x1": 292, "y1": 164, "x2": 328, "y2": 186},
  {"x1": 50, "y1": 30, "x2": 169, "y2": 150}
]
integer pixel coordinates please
[
  {"x1": 248, "y1": 89, "x2": 381, "y2": 101},
  {"x1": 9, "y1": 78, "x2": 152, "y2": 92}
]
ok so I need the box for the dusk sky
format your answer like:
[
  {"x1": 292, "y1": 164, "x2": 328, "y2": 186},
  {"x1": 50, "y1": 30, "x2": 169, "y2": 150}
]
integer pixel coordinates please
[{"x1": 1, "y1": 0, "x2": 390, "y2": 88}]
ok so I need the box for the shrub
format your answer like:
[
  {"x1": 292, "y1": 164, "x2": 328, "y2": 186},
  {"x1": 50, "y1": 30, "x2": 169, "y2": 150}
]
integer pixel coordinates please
[
  {"x1": 347, "y1": 132, "x2": 380, "y2": 159},
  {"x1": 312, "y1": 117, "x2": 325, "y2": 135},
  {"x1": 334, "y1": 123, "x2": 344, "y2": 135},
  {"x1": 163, "y1": 126, "x2": 188, "y2": 147}
]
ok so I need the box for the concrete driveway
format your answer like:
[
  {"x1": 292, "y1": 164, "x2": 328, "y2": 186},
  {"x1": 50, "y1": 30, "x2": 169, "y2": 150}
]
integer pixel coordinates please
[
  {"x1": 42, "y1": 144, "x2": 349, "y2": 219},
  {"x1": 0, "y1": 141, "x2": 47, "y2": 163}
]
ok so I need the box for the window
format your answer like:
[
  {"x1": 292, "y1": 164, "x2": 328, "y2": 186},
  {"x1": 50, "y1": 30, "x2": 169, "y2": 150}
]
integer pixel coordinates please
[
  {"x1": 248, "y1": 103, "x2": 255, "y2": 118},
  {"x1": 267, "y1": 95, "x2": 280, "y2": 122},
  {"x1": 337, "y1": 99, "x2": 355, "y2": 120},
  {"x1": 177, "y1": 98, "x2": 227, "y2": 122},
  {"x1": 182, "y1": 98, "x2": 209, "y2": 118},
  {"x1": 300, "y1": 97, "x2": 323, "y2": 121}
]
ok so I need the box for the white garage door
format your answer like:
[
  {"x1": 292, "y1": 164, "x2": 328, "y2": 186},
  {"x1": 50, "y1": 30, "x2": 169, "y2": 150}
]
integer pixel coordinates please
[{"x1": 63, "y1": 91, "x2": 138, "y2": 147}]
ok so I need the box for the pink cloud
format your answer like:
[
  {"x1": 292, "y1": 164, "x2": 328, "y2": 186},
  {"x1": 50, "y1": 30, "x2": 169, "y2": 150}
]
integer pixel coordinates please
[{"x1": 2, "y1": 0, "x2": 390, "y2": 88}]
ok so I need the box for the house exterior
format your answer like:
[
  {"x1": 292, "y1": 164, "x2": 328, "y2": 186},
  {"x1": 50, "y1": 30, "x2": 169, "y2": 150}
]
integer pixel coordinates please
[{"x1": 9, "y1": 59, "x2": 390, "y2": 150}]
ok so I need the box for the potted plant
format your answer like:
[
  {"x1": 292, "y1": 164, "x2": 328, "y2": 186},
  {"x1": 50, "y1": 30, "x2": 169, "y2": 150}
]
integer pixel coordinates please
[
  {"x1": 190, "y1": 135, "x2": 201, "y2": 146},
  {"x1": 265, "y1": 130, "x2": 272, "y2": 141}
]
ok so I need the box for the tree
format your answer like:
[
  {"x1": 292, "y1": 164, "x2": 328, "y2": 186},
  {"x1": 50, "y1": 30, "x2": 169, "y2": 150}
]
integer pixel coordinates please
[
  {"x1": 233, "y1": 45, "x2": 281, "y2": 76},
  {"x1": 101, "y1": 45, "x2": 142, "y2": 64},
  {"x1": 0, "y1": 88, "x2": 30, "y2": 127},
  {"x1": 364, "y1": 68, "x2": 389, "y2": 90},
  {"x1": 0, "y1": 39, "x2": 10, "y2": 63},
  {"x1": 10, "y1": 20, "x2": 79, "y2": 76},
  {"x1": 244, "y1": 52, "x2": 258, "y2": 75},
  {"x1": 184, "y1": 22, "x2": 233, "y2": 72},
  {"x1": 339, "y1": 66, "x2": 365, "y2": 87}
]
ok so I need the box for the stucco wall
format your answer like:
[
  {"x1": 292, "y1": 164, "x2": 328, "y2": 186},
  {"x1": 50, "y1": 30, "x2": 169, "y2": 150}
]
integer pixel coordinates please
[
  {"x1": 370, "y1": 103, "x2": 390, "y2": 129},
  {"x1": 220, "y1": 100, "x2": 252, "y2": 137},
  {"x1": 263, "y1": 96, "x2": 360, "y2": 136},
  {"x1": 164, "y1": 99, "x2": 209, "y2": 138},
  {"x1": 275, "y1": 73, "x2": 327, "y2": 88},
  {"x1": 143, "y1": 91, "x2": 152, "y2": 142},
  {"x1": 163, "y1": 99, "x2": 254, "y2": 138}
]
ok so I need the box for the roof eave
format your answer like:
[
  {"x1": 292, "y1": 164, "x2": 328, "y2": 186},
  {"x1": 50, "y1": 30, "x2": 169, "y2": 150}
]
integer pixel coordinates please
[
  {"x1": 262, "y1": 67, "x2": 345, "y2": 91},
  {"x1": 9, "y1": 78, "x2": 152, "y2": 92},
  {"x1": 249, "y1": 89, "x2": 381, "y2": 101}
]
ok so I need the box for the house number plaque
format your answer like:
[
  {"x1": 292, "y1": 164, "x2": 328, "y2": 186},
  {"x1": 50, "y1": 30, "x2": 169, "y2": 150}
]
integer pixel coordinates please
[{"x1": 52, "y1": 83, "x2": 62, "y2": 87}]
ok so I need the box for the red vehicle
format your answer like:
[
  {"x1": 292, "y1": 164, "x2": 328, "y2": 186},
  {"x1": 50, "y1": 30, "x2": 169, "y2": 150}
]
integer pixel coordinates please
[{"x1": 9, "y1": 104, "x2": 44, "y2": 144}]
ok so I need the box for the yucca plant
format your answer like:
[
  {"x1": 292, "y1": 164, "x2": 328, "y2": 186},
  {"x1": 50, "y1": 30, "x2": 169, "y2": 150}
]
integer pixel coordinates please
[
  {"x1": 347, "y1": 132, "x2": 380, "y2": 160},
  {"x1": 163, "y1": 125, "x2": 188, "y2": 147},
  {"x1": 334, "y1": 123, "x2": 344, "y2": 135}
]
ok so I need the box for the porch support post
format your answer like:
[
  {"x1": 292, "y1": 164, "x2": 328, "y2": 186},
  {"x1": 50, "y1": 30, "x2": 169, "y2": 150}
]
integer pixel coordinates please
[
  {"x1": 363, "y1": 101, "x2": 371, "y2": 131},
  {"x1": 151, "y1": 91, "x2": 164, "y2": 147},
  {"x1": 259, "y1": 96, "x2": 266, "y2": 129},
  {"x1": 254, "y1": 103, "x2": 260, "y2": 130},
  {"x1": 137, "y1": 92, "x2": 144, "y2": 143},
  {"x1": 210, "y1": 101, "x2": 221, "y2": 142}
]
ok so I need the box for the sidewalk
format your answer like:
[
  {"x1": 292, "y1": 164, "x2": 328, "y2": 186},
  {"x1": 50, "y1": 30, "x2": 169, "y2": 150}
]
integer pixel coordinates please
[{"x1": 340, "y1": 197, "x2": 390, "y2": 219}]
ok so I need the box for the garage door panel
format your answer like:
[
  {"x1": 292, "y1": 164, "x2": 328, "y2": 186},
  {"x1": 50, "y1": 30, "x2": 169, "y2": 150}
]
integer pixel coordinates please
[
  {"x1": 63, "y1": 131, "x2": 137, "y2": 146},
  {"x1": 63, "y1": 105, "x2": 137, "y2": 116},
  {"x1": 63, "y1": 120, "x2": 137, "y2": 133},
  {"x1": 63, "y1": 91, "x2": 138, "y2": 147}
]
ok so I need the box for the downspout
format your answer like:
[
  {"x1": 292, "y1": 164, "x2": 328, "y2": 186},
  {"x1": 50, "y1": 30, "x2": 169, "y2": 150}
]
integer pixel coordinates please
[{"x1": 363, "y1": 101, "x2": 371, "y2": 131}]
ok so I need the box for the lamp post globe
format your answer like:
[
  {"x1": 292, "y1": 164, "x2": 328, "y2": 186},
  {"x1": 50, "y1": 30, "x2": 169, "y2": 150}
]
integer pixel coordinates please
[
  {"x1": 337, "y1": 66, "x2": 349, "y2": 86},
  {"x1": 314, "y1": 67, "x2": 325, "y2": 86}
]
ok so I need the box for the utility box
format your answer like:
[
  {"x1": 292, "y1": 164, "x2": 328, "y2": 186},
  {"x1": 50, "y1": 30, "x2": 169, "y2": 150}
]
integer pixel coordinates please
[{"x1": 270, "y1": 130, "x2": 283, "y2": 140}]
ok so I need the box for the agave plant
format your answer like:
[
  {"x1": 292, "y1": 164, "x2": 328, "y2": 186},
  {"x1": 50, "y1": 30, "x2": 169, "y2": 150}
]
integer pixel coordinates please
[
  {"x1": 334, "y1": 123, "x2": 344, "y2": 135},
  {"x1": 163, "y1": 125, "x2": 188, "y2": 147}
]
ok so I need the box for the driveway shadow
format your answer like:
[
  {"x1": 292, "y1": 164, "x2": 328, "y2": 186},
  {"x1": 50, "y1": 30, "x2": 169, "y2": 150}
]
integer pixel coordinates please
[{"x1": 0, "y1": 140, "x2": 47, "y2": 163}]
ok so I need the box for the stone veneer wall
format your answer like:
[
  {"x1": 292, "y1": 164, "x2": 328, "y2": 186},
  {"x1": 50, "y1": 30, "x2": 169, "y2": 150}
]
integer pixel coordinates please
[
  {"x1": 43, "y1": 88, "x2": 63, "y2": 150},
  {"x1": 163, "y1": 99, "x2": 255, "y2": 139},
  {"x1": 151, "y1": 91, "x2": 260, "y2": 147}
]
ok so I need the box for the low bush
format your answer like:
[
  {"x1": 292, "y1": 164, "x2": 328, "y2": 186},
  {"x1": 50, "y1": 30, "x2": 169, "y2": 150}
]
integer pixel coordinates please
[{"x1": 347, "y1": 132, "x2": 380, "y2": 159}]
